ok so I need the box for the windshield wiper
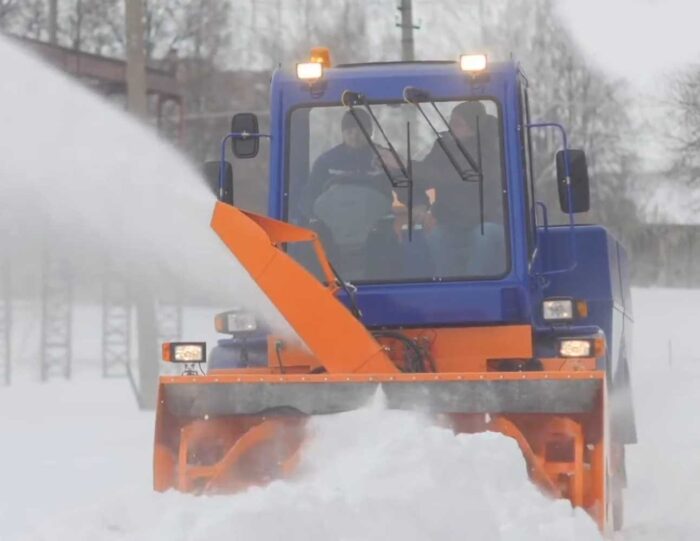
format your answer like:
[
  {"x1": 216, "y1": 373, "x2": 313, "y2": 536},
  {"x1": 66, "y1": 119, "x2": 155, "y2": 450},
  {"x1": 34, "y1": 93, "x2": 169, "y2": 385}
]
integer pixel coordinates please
[
  {"x1": 341, "y1": 91, "x2": 410, "y2": 188},
  {"x1": 340, "y1": 90, "x2": 416, "y2": 239},
  {"x1": 403, "y1": 86, "x2": 485, "y2": 234},
  {"x1": 403, "y1": 87, "x2": 483, "y2": 182}
]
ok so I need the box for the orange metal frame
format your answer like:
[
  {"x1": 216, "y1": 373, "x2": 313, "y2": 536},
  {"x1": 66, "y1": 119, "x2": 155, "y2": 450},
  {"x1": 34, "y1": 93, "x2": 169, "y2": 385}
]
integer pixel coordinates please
[{"x1": 154, "y1": 202, "x2": 611, "y2": 532}]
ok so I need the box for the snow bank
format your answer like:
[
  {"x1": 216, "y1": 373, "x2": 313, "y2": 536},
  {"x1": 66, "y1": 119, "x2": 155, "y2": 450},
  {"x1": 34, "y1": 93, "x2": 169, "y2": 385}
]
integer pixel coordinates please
[{"x1": 2, "y1": 383, "x2": 600, "y2": 541}]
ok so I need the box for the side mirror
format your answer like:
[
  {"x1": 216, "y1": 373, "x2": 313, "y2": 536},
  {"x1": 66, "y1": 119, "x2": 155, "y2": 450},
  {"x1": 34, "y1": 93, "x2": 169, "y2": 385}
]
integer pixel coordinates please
[
  {"x1": 203, "y1": 161, "x2": 233, "y2": 205},
  {"x1": 556, "y1": 149, "x2": 590, "y2": 213},
  {"x1": 231, "y1": 113, "x2": 259, "y2": 159}
]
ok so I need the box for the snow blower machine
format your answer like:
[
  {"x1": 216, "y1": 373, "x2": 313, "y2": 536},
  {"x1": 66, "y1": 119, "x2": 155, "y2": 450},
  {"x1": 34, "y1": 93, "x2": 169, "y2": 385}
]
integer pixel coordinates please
[{"x1": 153, "y1": 49, "x2": 636, "y2": 535}]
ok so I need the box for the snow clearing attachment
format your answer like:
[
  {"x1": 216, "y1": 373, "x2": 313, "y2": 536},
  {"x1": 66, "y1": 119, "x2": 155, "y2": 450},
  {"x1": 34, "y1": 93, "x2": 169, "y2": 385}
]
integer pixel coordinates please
[
  {"x1": 156, "y1": 203, "x2": 613, "y2": 531},
  {"x1": 154, "y1": 50, "x2": 635, "y2": 536}
]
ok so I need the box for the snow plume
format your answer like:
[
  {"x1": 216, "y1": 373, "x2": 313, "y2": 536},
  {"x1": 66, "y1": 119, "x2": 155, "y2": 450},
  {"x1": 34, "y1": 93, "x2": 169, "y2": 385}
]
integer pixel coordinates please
[
  {"x1": 13, "y1": 387, "x2": 601, "y2": 541},
  {"x1": 0, "y1": 35, "x2": 289, "y2": 333}
]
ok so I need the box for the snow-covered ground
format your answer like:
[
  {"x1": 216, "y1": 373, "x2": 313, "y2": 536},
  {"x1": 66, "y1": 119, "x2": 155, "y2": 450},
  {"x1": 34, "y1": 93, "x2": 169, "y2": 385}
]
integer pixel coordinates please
[
  {"x1": 618, "y1": 289, "x2": 700, "y2": 540},
  {"x1": 2, "y1": 287, "x2": 700, "y2": 540}
]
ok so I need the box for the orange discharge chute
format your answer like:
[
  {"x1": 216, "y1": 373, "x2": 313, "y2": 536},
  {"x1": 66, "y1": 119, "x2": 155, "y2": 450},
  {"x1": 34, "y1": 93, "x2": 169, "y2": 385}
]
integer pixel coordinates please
[{"x1": 154, "y1": 202, "x2": 612, "y2": 533}]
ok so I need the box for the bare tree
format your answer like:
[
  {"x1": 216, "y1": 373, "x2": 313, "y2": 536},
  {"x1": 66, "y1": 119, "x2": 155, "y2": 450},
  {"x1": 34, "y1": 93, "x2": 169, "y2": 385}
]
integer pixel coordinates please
[
  {"x1": 0, "y1": 0, "x2": 17, "y2": 27},
  {"x1": 668, "y1": 66, "x2": 700, "y2": 185},
  {"x1": 464, "y1": 0, "x2": 641, "y2": 234}
]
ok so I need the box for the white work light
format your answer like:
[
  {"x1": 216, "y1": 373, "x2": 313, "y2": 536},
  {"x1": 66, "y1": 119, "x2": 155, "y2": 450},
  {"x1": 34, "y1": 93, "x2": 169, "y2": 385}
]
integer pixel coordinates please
[
  {"x1": 215, "y1": 310, "x2": 258, "y2": 334},
  {"x1": 296, "y1": 62, "x2": 323, "y2": 80},
  {"x1": 460, "y1": 54, "x2": 487, "y2": 72},
  {"x1": 542, "y1": 298, "x2": 574, "y2": 321},
  {"x1": 162, "y1": 342, "x2": 207, "y2": 363},
  {"x1": 559, "y1": 339, "x2": 592, "y2": 358},
  {"x1": 174, "y1": 344, "x2": 206, "y2": 362}
]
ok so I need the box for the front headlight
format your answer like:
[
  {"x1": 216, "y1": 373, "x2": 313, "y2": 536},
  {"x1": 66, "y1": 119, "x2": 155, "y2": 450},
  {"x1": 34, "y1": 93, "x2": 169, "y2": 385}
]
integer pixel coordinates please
[
  {"x1": 174, "y1": 344, "x2": 205, "y2": 362},
  {"x1": 559, "y1": 339, "x2": 592, "y2": 357},
  {"x1": 162, "y1": 342, "x2": 207, "y2": 363},
  {"x1": 543, "y1": 298, "x2": 574, "y2": 321},
  {"x1": 215, "y1": 310, "x2": 258, "y2": 334}
]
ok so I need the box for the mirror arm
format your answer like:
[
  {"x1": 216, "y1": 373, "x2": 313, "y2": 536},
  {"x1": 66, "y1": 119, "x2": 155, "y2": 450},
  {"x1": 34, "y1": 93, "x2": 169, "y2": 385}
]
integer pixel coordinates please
[
  {"x1": 526, "y1": 122, "x2": 577, "y2": 277},
  {"x1": 219, "y1": 131, "x2": 272, "y2": 197}
]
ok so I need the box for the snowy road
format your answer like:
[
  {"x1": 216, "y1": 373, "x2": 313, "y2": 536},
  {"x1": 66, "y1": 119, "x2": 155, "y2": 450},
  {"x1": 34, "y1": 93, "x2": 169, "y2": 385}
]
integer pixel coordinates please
[{"x1": 2, "y1": 289, "x2": 699, "y2": 540}]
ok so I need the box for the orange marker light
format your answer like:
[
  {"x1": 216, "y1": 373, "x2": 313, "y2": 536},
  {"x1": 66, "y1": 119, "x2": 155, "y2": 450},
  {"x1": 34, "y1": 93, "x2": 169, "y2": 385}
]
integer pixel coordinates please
[
  {"x1": 594, "y1": 336, "x2": 606, "y2": 357},
  {"x1": 162, "y1": 342, "x2": 172, "y2": 362},
  {"x1": 576, "y1": 300, "x2": 589, "y2": 318},
  {"x1": 310, "y1": 46, "x2": 332, "y2": 68}
]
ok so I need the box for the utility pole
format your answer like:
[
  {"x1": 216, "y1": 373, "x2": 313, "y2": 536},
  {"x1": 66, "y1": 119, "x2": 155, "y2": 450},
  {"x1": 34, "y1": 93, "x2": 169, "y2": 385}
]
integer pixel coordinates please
[
  {"x1": 396, "y1": 0, "x2": 419, "y2": 61},
  {"x1": 125, "y1": 0, "x2": 148, "y2": 118},
  {"x1": 125, "y1": 0, "x2": 158, "y2": 408},
  {"x1": 48, "y1": 0, "x2": 58, "y2": 44}
]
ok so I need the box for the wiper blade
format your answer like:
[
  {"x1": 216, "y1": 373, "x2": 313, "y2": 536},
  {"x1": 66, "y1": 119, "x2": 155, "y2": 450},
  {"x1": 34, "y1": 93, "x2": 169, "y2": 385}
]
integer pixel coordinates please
[
  {"x1": 341, "y1": 90, "x2": 410, "y2": 188},
  {"x1": 340, "y1": 90, "x2": 415, "y2": 239},
  {"x1": 403, "y1": 86, "x2": 482, "y2": 183},
  {"x1": 404, "y1": 87, "x2": 485, "y2": 235}
]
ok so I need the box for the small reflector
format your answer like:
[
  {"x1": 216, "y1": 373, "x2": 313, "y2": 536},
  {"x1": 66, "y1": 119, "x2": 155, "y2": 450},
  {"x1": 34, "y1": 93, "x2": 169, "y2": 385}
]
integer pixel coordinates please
[
  {"x1": 162, "y1": 342, "x2": 172, "y2": 362},
  {"x1": 297, "y1": 62, "x2": 323, "y2": 80},
  {"x1": 576, "y1": 300, "x2": 589, "y2": 318},
  {"x1": 594, "y1": 337, "x2": 606, "y2": 357},
  {"x1": 460, "y1": 54, "x2": 487, "y2": 72}
]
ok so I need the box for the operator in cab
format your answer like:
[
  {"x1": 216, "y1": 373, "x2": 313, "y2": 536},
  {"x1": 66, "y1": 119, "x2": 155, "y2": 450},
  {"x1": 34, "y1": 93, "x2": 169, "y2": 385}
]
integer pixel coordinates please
[
  {"x1": 301, "y1": 109, "x2": 392, "y2": 213},
  {"x1": 386, "y1": 101, "x2": 505, "y2": 277},
  {"x1": 298, "y1": 109, "x2": 396, "y2": 279}
]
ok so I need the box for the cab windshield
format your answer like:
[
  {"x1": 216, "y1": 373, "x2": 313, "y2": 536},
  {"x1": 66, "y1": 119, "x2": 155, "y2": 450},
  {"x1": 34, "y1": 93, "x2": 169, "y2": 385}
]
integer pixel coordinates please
[{"x1": 286, "y1": 98, "x2": 508, "y2": 283}]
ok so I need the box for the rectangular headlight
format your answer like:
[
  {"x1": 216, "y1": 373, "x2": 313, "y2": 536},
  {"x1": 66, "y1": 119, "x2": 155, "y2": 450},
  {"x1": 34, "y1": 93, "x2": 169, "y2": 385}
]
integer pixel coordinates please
[
  {"x1": 162, "y1": 342, "x2": 207, "y2": 363},
  {"x1": 559, "y1": 339, "x2": 592, "y2": 358},
  {"x1": 543, "y1": 299, "x2": 574, "y2": 321},
  {"x1": 227, "y1": 312, "x2": 257, "y2": 332},
  {"x1": 215, "y1": 311, "x2": 257, "y2": 334}
]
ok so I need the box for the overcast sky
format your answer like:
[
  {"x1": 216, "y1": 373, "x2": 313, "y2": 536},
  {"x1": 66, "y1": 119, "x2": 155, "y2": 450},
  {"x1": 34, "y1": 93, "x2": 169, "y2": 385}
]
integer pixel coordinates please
[{"x1": 557, "y1": 0, "x2": 700, "y2": 90}]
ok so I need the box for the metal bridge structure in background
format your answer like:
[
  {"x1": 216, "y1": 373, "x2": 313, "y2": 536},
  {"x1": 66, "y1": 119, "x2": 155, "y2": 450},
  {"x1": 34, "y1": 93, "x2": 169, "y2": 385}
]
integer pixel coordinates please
[
  {"x1": 3, "y1": 35, "x2": 184, "y2": 387},
  {"x1": 157, "y1": 299, "x2": 183, "y2": 346},
  {"x1": 101, "y1": 274, "x2": 132, "y2": 378},
  {"x1": 101, "y1": 270, "x2": 183, "y2": 410},
  {"x1": 14, "y1": 35, "x2": 183, "y2": 140},
  {"x1": 39, "y1": 240, "x2": 73, "y2": 381}
]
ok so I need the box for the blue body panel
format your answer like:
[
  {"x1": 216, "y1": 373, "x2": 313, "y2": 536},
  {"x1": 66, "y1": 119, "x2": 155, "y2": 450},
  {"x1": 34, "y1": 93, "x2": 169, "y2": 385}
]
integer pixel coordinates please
[
  {"x1": 268, "y1": 62, "x2": 534, "y2": 328},
  {"x1": 263, "y1": 62, "x2": 633, "y2": 403}
]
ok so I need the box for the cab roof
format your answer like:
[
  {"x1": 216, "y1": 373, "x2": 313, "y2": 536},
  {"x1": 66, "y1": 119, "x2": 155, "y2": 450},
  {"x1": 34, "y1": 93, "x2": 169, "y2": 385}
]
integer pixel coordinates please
[{"x1": 274, "y1": 60, "x2": 520, "y2": 85}]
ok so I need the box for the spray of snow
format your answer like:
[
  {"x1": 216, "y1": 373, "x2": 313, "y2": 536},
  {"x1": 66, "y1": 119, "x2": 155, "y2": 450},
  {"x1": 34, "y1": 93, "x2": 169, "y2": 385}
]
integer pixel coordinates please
[{"x1": 0, "y1": 35, "x2": 288, "y2": 333}]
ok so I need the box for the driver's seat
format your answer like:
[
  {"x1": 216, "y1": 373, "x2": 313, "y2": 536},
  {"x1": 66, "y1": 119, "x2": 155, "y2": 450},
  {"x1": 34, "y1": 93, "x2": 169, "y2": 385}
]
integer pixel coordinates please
[{"x1": 313, "y1": 181, "x2": 394, "y2": 280}]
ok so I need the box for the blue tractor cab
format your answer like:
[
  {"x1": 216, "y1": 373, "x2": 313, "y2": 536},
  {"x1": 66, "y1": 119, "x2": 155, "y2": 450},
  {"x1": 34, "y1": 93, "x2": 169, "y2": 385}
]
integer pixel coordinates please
[{"x1": 209, "y1": 52, "x2": 634, "y2": 416}]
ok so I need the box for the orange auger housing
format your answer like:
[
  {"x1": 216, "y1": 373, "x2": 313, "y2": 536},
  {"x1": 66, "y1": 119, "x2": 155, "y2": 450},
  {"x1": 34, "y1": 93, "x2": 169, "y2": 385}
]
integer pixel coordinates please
[{"x1": 154, "y1": 202, "x2": 612, "y2": 532}]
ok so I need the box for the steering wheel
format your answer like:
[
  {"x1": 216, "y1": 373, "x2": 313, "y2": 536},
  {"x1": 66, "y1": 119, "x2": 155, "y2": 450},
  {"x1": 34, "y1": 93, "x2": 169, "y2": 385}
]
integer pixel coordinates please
[{"x1": 312, "y1": 174, "x2": 393, "y2": 249}]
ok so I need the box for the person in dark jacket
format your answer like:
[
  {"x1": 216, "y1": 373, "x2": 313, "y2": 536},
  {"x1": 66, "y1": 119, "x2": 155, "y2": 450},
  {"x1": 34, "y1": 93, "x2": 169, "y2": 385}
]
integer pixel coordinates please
[
  {"x1": 302, "y1": 109, "x2": 392, "y2": 213},
  {"x1": 388, "y1": 101, "x2": 506, "y2": 276},
  {"x1": 412, "y1": 101, "x2": 503, "y2": 226}
]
